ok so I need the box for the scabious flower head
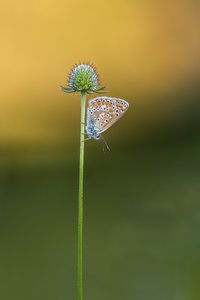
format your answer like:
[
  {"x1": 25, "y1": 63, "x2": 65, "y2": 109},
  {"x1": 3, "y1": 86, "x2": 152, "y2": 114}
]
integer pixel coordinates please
[
  {"x1": 61, "y1": 62, "x2": 106, "y2": 94},
  {"x1": 69, "y1": 64, "x2": 98, "y2": 91}
]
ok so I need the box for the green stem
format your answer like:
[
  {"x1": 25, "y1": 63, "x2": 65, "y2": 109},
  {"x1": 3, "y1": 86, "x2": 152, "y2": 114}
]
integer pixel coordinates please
[{"x1": 78, "y1": 92, "x2": 86, "y2": 300}]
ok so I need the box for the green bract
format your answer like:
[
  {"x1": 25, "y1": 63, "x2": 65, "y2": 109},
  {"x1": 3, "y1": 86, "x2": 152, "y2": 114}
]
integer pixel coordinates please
[{"x1": 60, "y1": 63, "x2": 106, "y2": 94}]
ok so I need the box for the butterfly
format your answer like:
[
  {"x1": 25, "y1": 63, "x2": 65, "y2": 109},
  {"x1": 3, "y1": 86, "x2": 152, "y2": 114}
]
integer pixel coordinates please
[{"x1": 86, "y1": 97, "x2": 129, "y2": 147}]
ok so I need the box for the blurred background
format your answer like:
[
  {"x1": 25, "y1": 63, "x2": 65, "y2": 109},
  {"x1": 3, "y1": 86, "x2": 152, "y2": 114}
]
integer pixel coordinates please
[{"x1": 0, "y1": 0, "x2": 200, "y2": 299}]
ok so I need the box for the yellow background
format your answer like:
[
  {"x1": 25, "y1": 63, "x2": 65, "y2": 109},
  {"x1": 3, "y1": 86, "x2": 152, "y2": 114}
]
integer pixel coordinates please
[{"x1": 1, "y1": 0, "x2": 199, "y2": 150}]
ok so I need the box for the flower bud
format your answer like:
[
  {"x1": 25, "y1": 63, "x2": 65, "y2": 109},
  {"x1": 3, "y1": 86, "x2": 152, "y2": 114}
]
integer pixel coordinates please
[{"x1": 61, "y1": 63, "x2": 106, "y2": 94}]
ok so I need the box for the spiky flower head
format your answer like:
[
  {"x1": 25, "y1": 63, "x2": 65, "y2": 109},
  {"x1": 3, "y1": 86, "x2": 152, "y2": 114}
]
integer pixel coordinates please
[{"x1": 61, "y1": 63, "x2": 106, "y2": 94}]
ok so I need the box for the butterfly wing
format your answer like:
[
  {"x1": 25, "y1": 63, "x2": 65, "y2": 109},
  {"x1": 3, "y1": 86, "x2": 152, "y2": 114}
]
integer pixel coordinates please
[{"x1": 87, "y1": 97, "x2": 129, "y2": 134}]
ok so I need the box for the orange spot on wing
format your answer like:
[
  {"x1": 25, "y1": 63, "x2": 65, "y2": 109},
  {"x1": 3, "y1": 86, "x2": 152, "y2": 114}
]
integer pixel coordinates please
[{"x1": 109, "y1": 108, "x2": 114, "y2": 112}]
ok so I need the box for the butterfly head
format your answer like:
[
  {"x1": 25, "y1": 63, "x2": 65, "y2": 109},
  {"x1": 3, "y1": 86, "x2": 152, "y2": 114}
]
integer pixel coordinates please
[
  {"x1": 87, "y1": 131, "x2": 101, "y2": 140},
  {"x1": 93, "y1": 134, "x2": 101, "y2": 140}
]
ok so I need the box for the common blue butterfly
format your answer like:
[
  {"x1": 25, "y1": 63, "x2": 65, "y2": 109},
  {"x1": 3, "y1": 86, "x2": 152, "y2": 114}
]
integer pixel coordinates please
[{"x1": 86, "y1": 97, "x2": 129, "y2": 142}]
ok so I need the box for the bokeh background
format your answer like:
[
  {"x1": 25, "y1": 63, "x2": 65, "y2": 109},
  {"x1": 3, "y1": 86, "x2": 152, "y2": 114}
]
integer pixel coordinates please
[{"x1": 1, "y1": 0, "x2": 200, "y2": 299}]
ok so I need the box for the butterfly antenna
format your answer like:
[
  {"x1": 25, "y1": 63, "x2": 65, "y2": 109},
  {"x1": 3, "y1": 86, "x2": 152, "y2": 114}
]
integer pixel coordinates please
[
  {"x1": 100, "y1": 138, "x2": 106, "y2": 153},
  {"x1": 100, "y1": 135, "x2": 110, "y2": 152}
]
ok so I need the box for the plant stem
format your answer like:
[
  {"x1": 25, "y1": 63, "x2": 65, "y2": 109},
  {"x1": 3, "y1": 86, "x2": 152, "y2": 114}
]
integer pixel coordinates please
[{"x1": 78, "y1": 92, "x2": 86, "y2": 300}]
